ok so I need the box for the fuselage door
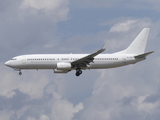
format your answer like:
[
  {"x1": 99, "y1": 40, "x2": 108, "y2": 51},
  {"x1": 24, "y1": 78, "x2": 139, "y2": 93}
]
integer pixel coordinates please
[
  {"x1": 123, "y1": 55, "x2": 126, "y2": 63},
  {"x1": 22, "y1": 56, "x2": 26, "y2": 64}
]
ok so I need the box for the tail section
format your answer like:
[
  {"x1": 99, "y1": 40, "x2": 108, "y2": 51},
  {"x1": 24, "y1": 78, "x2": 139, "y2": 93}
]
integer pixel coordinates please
[{"x1": 116, "y1": 28, "x2": 150, "y2": 55}]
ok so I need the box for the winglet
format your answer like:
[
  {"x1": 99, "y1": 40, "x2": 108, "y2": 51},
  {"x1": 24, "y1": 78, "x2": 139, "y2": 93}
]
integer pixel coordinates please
[
  {"x1": 102, "y1": 41, "x2": 107, "y2": 50},
  {"x1": 96, "y1": 41, "x2": 107, "y2": 53}
]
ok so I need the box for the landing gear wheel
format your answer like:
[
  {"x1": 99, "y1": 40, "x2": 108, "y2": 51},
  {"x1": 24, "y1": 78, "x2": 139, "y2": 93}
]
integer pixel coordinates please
[
  {"x1": 79, "y1": 70, "x2": 82, "y2": 74},
  {"x1": 76, "y1": 72, "x2": 80, "y2": 76},
  {"x1": 19, "y1": 71, "x2": 22, "y2": 75},
  {"x1": 75, "y1": 69, "x2": 82, "y2": 77}
]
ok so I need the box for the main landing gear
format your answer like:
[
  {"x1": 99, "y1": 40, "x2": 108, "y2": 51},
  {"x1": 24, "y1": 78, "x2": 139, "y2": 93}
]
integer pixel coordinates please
[
  {"x1": 75, "y1": 69, "x2": 82, "y2": 77},
  {"x1": 19, "y1": 71, "x2": 22, "y2": 75}
]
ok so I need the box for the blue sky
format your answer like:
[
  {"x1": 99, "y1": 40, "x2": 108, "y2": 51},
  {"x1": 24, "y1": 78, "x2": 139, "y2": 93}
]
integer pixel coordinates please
[{"x1": 0, "y1": 0, "x2": 160, "y2": 120}]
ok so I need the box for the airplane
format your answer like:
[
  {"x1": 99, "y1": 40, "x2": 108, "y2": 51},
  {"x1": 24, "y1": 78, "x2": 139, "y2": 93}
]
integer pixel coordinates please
[{"x1": 5, "y1": 28, "x2": 153, "y2": 76}]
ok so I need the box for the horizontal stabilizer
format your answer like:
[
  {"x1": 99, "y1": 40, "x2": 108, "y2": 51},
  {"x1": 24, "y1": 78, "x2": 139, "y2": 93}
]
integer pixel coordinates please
[{"x1": 134, "y1": 51, "x2": 154, "y2": 59}]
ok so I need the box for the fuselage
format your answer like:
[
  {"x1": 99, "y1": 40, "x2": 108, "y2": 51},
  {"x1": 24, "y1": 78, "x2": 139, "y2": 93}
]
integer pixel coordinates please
[{"x1": 5, "y1": 53, "x2": 143, "y2": 71}]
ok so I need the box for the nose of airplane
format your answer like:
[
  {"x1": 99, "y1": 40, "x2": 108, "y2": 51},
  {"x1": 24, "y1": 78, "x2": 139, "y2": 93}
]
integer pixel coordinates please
[{"x1": 5, "y1": 61, "x2": 12, "y2": 67}]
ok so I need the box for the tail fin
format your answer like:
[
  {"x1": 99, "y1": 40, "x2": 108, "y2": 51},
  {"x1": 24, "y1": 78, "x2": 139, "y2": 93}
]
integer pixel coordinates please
[{"x1": 116, "y1": 28, "x2": 150, "y2": 55}]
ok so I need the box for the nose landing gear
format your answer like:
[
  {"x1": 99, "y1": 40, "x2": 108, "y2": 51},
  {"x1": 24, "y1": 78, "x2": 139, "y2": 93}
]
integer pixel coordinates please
[
  {"x1": 19, "y1": 71, "x2": 22, "y2": 75},
  {"x1": 75, "y1": 69, "x2": 82, "y2": 76}
]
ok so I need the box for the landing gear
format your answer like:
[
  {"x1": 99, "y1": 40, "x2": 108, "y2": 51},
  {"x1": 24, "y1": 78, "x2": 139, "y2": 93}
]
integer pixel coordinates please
[
  {"x1": 75, "y1": 69, "x2": 82, "y2": 76},
  {"x1": 19, "y1": 71, "x2": 22, "y2": 75}
]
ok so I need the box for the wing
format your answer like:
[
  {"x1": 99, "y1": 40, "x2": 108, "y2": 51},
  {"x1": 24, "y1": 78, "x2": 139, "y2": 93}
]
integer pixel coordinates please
[{"x1": 71, "y1": 41, "x2": 107, "y2": 69}]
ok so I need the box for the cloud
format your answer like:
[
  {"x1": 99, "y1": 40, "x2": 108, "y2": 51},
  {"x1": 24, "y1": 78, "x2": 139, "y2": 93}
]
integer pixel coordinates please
[
  {"x1": 109, "y1": 20, "x2": 137, "y2": 32},
  {"x1": 0, "y1": 70, "x2": 84, "y2": 120},
  {"x1": 141, "y1": 0, "x2": 160, "y2": 10},
  {"x1": 26, "y1": 117, "x2": 36, "y2": 120},
  {"x1": 137, "y1": 96, "x2": 159, "y2": 114},
  {"x1": 21, "y1": 0, "x2": 64, "y2": 11},
  {"x1": 143, "y1": 85, "x2": 160, "y2": 103},
  {"x1": 40, "y1": 115, "x2": 50, "y2": 120},
  {"x1": 1, "y1": 0, "x2": 160, "y2": 120},
  {"x1": 20, "y1": 0, "x2": 70, "y2": 22},
  {"x1": 0, "y1": 64, "x2": 51, "y2": 99},
  {"x1": 52, "y1": 100, "x2": 83, "y2": 120},
  {"x1": 70, "y1": 0, "x2": 160, "y2": 11},
  {"x1": 39, "y1": 115, "x2": 50, "y2": 120},
  {"x1": 0, "y1": 0, "x2": 70, "y2": 61},
  {"x1": 0, "y1": 110, "x2": 13, "y2": 120},
  {"x1": 109, "y1": 19, "x2": 151, "y2": 32},
  {"x1": 72, "y1": 18, "x2": 159, "y2": 120},
  {"x1": 2, "y1": 17, "x2": 160, "y2": 120}
]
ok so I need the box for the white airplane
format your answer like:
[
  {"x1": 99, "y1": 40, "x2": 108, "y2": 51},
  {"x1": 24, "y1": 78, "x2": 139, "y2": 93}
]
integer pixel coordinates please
[{"x1": 5, "y1": 28, "x2": 153, "y2": 76}]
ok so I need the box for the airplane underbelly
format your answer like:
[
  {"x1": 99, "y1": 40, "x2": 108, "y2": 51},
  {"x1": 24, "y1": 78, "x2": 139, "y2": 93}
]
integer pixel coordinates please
[
  {"x1": 90, "y1": 61, "x2": 123, "y2": 69},
  {"x1": 26, "y1": 62, "x2": 57, "y2": 69}
]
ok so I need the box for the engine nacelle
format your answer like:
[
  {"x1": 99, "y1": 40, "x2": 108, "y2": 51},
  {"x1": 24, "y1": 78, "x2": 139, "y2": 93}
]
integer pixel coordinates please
[
  {"x1": 57, "y1": 62, "x2": 71, "y2": 70},
  {"x1": 54, "y1": 69, "x2": 69, "y2": 73}
]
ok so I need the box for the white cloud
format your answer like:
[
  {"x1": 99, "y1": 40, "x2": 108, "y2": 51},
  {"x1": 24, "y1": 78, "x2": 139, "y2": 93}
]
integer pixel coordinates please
[
  {"x1": 137, "y1": 96, "x2": 159, "y2": 114},
  {"x1": 19, "y1": 74, "x2": 50, "y2": 99},
  {"x1": 44, "y1": 44, "x2": 54, "y2": 48},
  {"x1": 109, "y1": 19, "x2": 151, "y2": 32},
  {"x1": 1, "y1": 0, "x2": 160, "y2": 120},
  {"x1": 0, "y1": 65, "x2": 50, "y2": 99},
  {"x1": 71, "y1": 0, "x2": 160, "y2": 11},
  {"x1": 141, "y1": 0, "x2": 160, "y2": 10},
  {"x1": 27, "y1": 117, "x2": 36, "y2": 120},
  {"x1": 16, "y1": 106, "x2": 31, "y2": 119},
  {"x1": 0, "y1": 111, "x2": 13, "y2": 120},
  {"x1": 40, "y1": 115, "x2": 50, "y2": 120},
  {"x1": 20, "y1": 0, "x2": 70, "y2": 22},
  {"x1": 110, "y1": 20, "x2": 137, "y2": 32},
  {"x1": 70, "y1": 0, "x2": 121, "y2": 8},
  {"x1": 52, "y1": 100, "x2": 83, "y2": 120},
  {"x1": 21, "y1": 0, "x2": 64, "y2": 11},
  {"x1": 76, "y1": 18, "x2": 160, "y2": 120}
]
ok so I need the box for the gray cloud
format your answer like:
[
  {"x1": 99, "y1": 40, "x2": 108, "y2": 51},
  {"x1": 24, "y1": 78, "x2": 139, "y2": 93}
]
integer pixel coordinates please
[
  {"x1": 144, "y1": 84, "x2": 160, "y2": 103},
  {"x1": 0, "y1": 0, "x2": 70, "y2": 61},
  {"x1": 70, "y1": 0, "x2": 160, "y2": 12}
]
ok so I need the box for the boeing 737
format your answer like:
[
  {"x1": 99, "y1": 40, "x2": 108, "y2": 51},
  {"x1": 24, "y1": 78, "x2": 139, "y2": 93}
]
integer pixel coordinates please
[{"x1": 5, "y1": 28, "x2": 153, "y2": 76}]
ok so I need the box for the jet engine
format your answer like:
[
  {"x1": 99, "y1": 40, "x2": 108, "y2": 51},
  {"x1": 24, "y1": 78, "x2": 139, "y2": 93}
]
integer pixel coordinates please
[{"x1": 56, "y1": 62, "x2": 71, "y2": 70}]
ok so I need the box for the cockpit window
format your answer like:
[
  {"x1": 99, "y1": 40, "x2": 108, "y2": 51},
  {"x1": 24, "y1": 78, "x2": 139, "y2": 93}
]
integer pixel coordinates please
[{"x1": 12, "y1": 58, "x2": 17, "y2": 60}]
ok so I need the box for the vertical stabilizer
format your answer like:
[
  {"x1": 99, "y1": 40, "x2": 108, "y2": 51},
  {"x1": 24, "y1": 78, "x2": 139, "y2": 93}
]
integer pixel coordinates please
[{"x1": 116, "y1": 28, "x2": 150, "y2": 55}]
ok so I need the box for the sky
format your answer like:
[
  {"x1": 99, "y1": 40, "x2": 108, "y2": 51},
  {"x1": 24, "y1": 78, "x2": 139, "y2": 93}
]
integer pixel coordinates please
[{"x1": 0, "y1": 0, "x2": 160, "y2": 120}]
